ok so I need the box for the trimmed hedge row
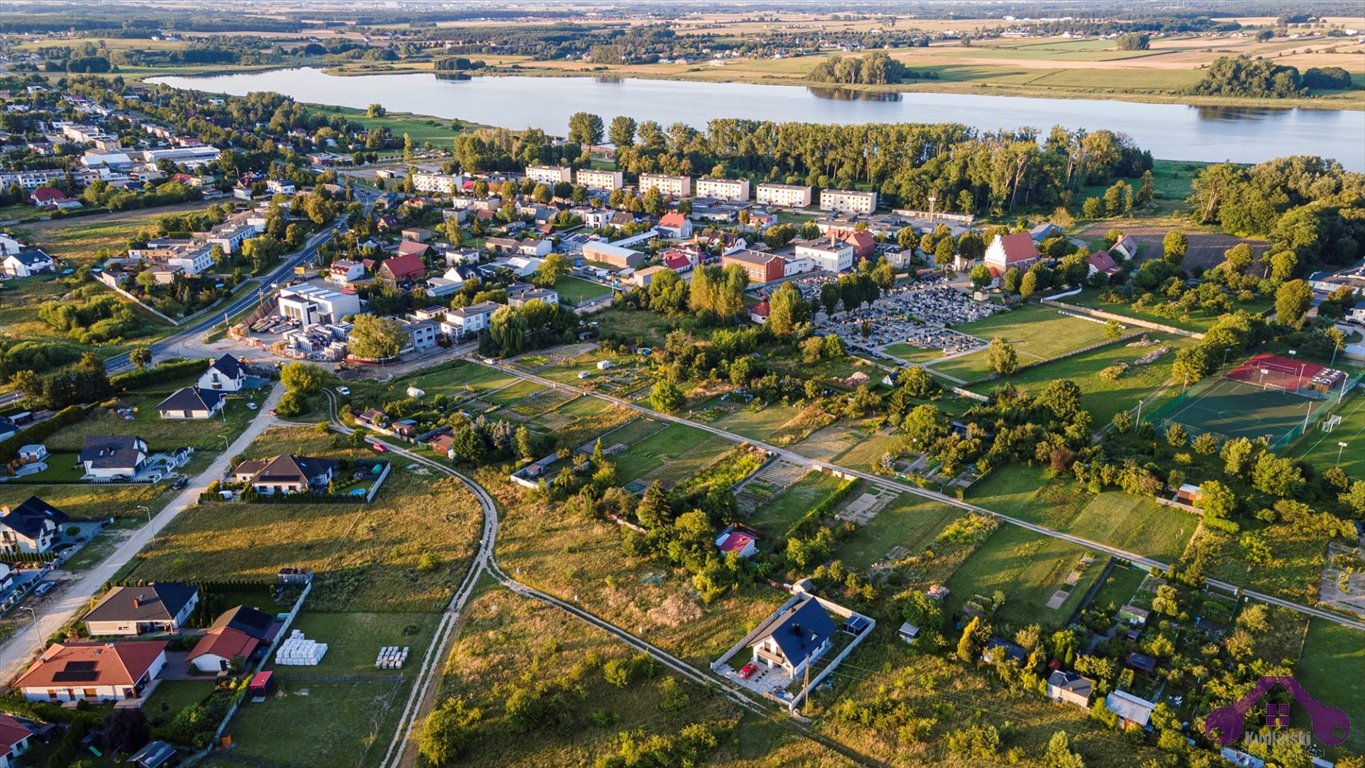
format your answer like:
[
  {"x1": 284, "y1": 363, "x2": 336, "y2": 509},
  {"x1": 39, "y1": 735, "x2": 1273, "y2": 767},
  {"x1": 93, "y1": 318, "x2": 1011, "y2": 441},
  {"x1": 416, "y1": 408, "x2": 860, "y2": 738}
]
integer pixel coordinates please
[
  {"x1": 785, "y1": 476, "x2": 859, "y2": 540},
  {"x1": 0, "y1": 405, "x2": 86, "y2": 463},
  {"x1": 110, "y1": 357, "x2": 210, "y2": 392}
]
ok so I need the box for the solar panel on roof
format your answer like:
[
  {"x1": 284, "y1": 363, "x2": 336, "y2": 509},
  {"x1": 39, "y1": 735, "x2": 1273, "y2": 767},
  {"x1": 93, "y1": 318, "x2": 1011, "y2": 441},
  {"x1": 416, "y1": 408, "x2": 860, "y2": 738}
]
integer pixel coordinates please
[{"x1": 52, "y1": 669, "x2": 100, "y2": 683}]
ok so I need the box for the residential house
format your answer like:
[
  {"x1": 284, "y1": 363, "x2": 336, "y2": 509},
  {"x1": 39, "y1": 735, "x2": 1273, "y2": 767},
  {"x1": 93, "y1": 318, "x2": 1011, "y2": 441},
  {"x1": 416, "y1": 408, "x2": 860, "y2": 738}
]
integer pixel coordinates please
[
  {"x1": 715, "y1": 526, "x2": 757, "y2": 558},
  {"x1": 392, "y1": 240, "x2": 430, "y2": 261},
  {"x1": 749, "y1": 299, "x2": 770, "y2": 325},
  {"x1": 232, "y1": 455, "x2": 338, "y2": 496},
  {"x1": 441, "y1": 301, "x2": 499, "y2": 338},
  {"x1": 1, "y1": 248, "x2": 55, "y2": 278},
  {"x1": 897, "y1": 623, "x2": 920, "y2": 643},
  {"x1": 656, "y1": 212, "x2": 694, "y2": 239},
  {"x1": 0, "y1": 417, "x2": 15, "y2": 442},
  {"x1": 982, "y1": 638, "x2": 1028, "y2": 664},
  {"x1": 187, "y1": 605, "x2": 277, "y2": 674},
  {"x1": 1125, "y1": 652, "x2": 1158, "y2": 675},
  {"x1": 155, "y1": 387, "x2": 226, "y2": 420},
  {"x1": 400, "y1": 227, "x2": 433, "y2": 243},
  {"x1": 632, "y1": 265, "x2": 667, "y2": 288},
  {"x1": 79, "y1": 436, "x2": 148, "y2": 481},
  {"x1": 845, "y1": 230, "x2": 876, "y2": 261},
  {"x1": 820, "y1": 189, "x2": 877, "y2": 215},
  {"x1": 0, "y1": 497, "x2": 68, "y2": 554},
  {"x1": 745, "y1": 595, "x2": 836, "y2": 677},
  {"x1": 1175, "y1": 483, "x2": 1203, "y2": 505},
  {"x1": 328, "y1": 259, "x2": 366, "y2": 286},
  {"x1": 29, "y1": 188, "x2": 81, "y2": 210},
  {"x1": 199, "y1": 353, "x2": 247, "y2": 392},
  {"x1": 755, "y1": 183, "x2": 812, "y2": 208},
  {"x1": 205, "y1": 224, "x2": 256, "y2": 256},
  {"x1": 1111, "y1": 235, "x2": 1140, "y2": 260},
  {"x1": 403, "y1": 319, "x2": 439, "y2": 351},
  {"x1": 0, "y1": 714, "x2": 32, "y2": 768},
  {"x1": 983, "y1": 232, "x2": 1040, "y2": 278},
  {"x1": 1117, "y1": 604, "x2": 1151, "y2": 627},
  {"x1": 508, "y1": 286, "x2": 558, "y2": 308},
  {"x1": 1087, "y1": 250, "x2": 1121, "y2": 279},
  {"x1": 15, "y1": 641, "x2": 168, "y2": 703},
  {"x1": 1046, "y1": 671, "x2": 1094, "y2": 708},
  {"x1": 1105, "y1": 690, "x2": 1156, "y2": 730},
  {"x1": 722, "y1": 250, "x2": 784, "y2": 285},
  {"x1": 82, "y1": 584, "x2": 200, "y2": 637},
  {"x1": 794, "y1": 237, "x2": 855, "y2": 273},
  {"x1": 265, "y1": 179, "x2": 296, "y2": 196}
]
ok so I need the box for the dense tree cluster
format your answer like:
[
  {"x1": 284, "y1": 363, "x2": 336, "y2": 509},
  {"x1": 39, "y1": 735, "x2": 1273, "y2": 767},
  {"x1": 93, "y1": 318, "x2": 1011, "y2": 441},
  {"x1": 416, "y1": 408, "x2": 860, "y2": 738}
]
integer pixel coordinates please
[
  {"x1": 808, "y1": 52, "x2": 937, "y2": 84},
  {"x1": 1188, "y1": 55, "x2": 1305, "y2": 97}
]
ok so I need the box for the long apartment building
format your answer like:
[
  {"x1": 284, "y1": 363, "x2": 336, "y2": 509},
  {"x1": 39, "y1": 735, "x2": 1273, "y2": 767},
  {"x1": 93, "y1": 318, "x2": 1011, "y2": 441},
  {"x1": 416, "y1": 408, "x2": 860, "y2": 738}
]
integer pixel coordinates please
[
  {"x1": 412, "y1": 172, "x2": 463, "y2": 195},
  {"x1": 756, "y1": 183, "x2": 813, "y2": 208},
  {"x1": 819, "y1": 189, "x2": 878, "y2": 215},
  {"x1": 525, "y1": 165, "x2": 573, "y2": 186},
  {"x1": 638, "y1": 174, "x2": 692, "y2": 198},
  {"x1": 576, "y1": 168, "x2": 623, "y2": 191},
  {"x1": 696, "y1": 177, "x2": 751, "y2": 202}
]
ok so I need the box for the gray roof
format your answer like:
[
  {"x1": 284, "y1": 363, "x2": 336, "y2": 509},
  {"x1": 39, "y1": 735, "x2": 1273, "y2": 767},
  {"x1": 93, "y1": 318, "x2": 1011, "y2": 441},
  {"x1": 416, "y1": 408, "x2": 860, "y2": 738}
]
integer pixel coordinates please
[
  {"x1": 156, "y1": 387, "x2": 225, "y2": 413},
  {"x1": 1047, "y1": 670, "x2": 1093, "y2": 697},
  {"x1": 245, "y1": 454, "x2": 338, "y2": 486},
  {"x1": 6, "y1": 248, "x2": 53, "y2": 266},
  {"x1": 83, "y1": 583, "x2": 199, "y2": 626},
  {"x1": 79, "y1": 435, "x2": 146, "y2": 470},
  {"x1": 746, "y1": 596, "x2": 836, "y2": 665},
  {"x1": 130, "y1": 740, "x2": 177, "y2": 768},
  {"x1": 209, "y1": 353, "x2": 244, "y2": 379},
  {"x1": 1, "y1": 496, "x2": 68, "y2": 540}
]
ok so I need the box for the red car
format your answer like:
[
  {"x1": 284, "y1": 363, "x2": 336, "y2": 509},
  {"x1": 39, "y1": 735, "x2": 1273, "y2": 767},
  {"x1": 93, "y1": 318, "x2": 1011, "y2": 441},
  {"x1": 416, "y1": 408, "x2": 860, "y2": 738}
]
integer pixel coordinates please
[
  {"x1": 371, "y1": 442, "x2": 388, "y2": 453},
  {"x1": 738, "y1": 662, "x2": 758, "y2": 680}
]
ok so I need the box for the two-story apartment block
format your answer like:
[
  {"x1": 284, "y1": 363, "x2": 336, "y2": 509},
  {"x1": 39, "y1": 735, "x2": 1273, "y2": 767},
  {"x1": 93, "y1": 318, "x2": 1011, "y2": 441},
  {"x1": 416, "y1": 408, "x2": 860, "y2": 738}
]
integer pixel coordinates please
[
  {"x1": 525, "y1": 165, "x2": 572, "y2": 186},
  {"x1": 819, "y1": 189, "x2": 877, "y2": 215},
  {"x1": 441, "y1": 301, "x2": 499, "y2": 338},
  {"x1": 794, "y1": 237, "x2": 855, "y2": 273},
  {"x1": 576, "y1": 169, "x2": 623, "y2": 191},
  {"x1": 756, "y1": 183, "x2": 812, "y2": 209},
  {"x1": 638, "y1": 174, "x2": 692, "y2": 198},
  {"x1": 696, "y1": 177, "x2": 751, "y2": 202}
]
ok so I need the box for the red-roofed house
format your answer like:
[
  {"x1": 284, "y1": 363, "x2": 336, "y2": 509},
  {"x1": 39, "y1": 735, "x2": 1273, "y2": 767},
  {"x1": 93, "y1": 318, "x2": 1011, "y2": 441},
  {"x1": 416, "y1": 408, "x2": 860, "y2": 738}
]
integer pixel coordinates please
[
  {"x1": 29, "y1": 187, "x2": 80, "y2": 210},
  {"x1": 715, "y1": 526, "x2": 757, "y2": 558},
  {"x1": 983, "y1": 232, "x2": 1040, "y2": 277},
  {"x1": 0, "y1": 714, "x2": 32, "y2": 767},
  {"x1": 845, "y1": 230, "x2": 876, "y2": 261},
  {"x1": 377, "y1": 252, "x2": 427, "y2": 284},
  {"x1": 663, "y1": 252, "x2": 694, "y2": 273},
  {"x1": 16, "y1": 641, "x2": 167, "y2": 702},
  {"x1": 749, "y1": 299, "x2": 770, "y2": 325},
  {"x1": 188, "y1": 626, "x2": 260, "y2": 674},
  {"x1": 396, "y1": 240, "x2": 430, "y2": 259},
  {"x1": 657, "y1": 212, "x2": 693, "y2": 240},
  {"x1": 1088, "y1": 250, "x2": 1121, "y2": 279}
]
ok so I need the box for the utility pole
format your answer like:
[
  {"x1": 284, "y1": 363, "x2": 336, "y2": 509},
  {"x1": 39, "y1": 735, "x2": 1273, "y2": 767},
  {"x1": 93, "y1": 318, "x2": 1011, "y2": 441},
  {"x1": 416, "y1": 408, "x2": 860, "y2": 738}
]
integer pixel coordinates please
[{"x1": 802, "y1": 654, "x2": 811, "y2": 715}]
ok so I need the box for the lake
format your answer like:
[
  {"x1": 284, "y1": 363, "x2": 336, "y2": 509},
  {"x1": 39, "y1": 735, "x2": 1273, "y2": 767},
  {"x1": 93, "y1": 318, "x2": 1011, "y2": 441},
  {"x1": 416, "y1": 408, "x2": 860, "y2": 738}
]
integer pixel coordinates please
[{"x1": 150, "y1": 67, "x2": 1365, "y2": 169}]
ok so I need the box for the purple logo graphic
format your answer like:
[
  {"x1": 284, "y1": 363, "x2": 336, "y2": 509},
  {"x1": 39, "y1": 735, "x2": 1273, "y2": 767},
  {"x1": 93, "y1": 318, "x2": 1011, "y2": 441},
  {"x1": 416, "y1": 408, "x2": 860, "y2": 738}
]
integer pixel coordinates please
[{"x1": 1205, "y1": 676, "x2": 1351, "y2": 747}]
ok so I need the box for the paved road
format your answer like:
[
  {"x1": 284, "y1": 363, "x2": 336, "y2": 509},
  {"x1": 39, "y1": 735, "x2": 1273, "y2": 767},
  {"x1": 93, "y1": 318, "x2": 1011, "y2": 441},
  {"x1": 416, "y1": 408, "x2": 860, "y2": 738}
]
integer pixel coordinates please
[
  {"x1": 477, "y1": 359, "x2": 1365, "y2": 634},
  {"x1": 0, "y1": 384, "x2": 284, "y2": 684}
]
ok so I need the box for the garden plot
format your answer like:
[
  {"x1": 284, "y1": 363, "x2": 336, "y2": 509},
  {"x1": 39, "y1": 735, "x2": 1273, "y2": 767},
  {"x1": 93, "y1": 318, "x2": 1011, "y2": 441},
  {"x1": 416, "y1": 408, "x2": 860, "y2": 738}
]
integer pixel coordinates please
[
  {"x1": 734, "y1": 459, "x2": 807, "y2": 516},
  {"x1": 834, "y1": 487, "x2": 896, "y2": 525}
]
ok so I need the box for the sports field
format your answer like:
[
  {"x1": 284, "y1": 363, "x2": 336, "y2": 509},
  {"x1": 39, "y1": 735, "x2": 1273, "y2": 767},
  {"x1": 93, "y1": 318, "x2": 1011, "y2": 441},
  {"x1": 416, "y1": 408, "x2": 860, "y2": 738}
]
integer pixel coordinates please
[
  {"x1": 1290, "y1": 393, "x2": 1365, "y2": 478},
  {"x1": 1162, "y1": 377, "x2": 1322, "y2": 443}
]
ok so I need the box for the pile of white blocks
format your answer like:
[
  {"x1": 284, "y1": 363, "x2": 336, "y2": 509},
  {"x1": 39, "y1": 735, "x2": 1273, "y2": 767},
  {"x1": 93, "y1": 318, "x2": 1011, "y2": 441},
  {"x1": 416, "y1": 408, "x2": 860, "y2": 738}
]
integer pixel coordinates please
[
  {"x1": 375, "y1": 646, "x2": 409, "y2": 669},
  {"x1": 275, "y1": 630, "x2": 328, "y2": 666}
]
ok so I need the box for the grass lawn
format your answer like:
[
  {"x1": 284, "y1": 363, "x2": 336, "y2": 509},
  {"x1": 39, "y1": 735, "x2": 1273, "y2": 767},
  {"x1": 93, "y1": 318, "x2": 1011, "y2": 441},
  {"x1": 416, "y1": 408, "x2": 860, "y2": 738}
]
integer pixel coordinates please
[
  {"x1": 746, "y1": 470, "x2": 848, "y2": 535},
  {"x1": 129, "y1": 426, "x2": 482, "y2": 612},
  {"x1": 1289, "y1": 392, "x2": 1365, "y2": 478},
  {"x1": 594, "y1": 307, "x2": 678, "y2": 348},
  {"x1": 612, "y1": 422, "x2": 712, "y2": 483},
  {"x1": 934, "y1": 303, "x2": 1119, "y2": 382},
  {"x1": 1295, "y1": 620, "x2": 1365, "y2": 756},
  {"x1": 350, "y1": 360, "x2": 517, "y2": 405},
  {"x1": 221, "y1": 611, "x2": 439, "y2": 768},
  {"x1": 0, "y1": 482, "x2": 165, "y2": 521},
  {"x1": 713, "y1": 401, "x2": 804, "y2": 442},
  {"x1": 633, "y1": 434, "x2": 734, "y2": 490},
  {"x1": 945, "y1": 524, "x2": 1103, "y2": 629},
  {"x1": 837, "y1": 494, "x2": 962, "y2": 570},
  {"x1": 483, "y1": 379, "x2": 547, "y2": 408},
  {"x1": 310, "y1": 104, "x2": 465, "y2": 146},
  {"x1": 884, "y1": 342, "x2": 950, "y2": 363},
  {"x1": 145, "y1": 678, "x2": 217, "y2": 719},
  {"x1": 969, "y1": 466, "x2": 1196, "y2": 562},
  {"x1": 555, "y1": 274, "x2": 612, "y2": 305},
  {"x1": 1085, "y1": 563, "x2": 1150, "y2": 613},
  {"x1": 1060, "y1": 289, "x2": 1270, "y2": 334},
  {"x1": 968, "y1": 332, "x2": 1195, "y2": 426}
]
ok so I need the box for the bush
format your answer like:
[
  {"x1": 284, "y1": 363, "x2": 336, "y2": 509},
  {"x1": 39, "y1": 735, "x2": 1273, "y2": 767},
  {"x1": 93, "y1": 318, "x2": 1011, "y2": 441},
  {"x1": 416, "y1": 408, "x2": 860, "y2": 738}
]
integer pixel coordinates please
[{"x1": 110, "y1": 358, "x2": 210, "y2": 393}]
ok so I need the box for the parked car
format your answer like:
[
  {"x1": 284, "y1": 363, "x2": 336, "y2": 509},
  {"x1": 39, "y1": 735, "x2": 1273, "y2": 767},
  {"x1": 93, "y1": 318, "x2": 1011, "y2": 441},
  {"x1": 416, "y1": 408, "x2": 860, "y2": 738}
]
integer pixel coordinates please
[
  {"x1": 246, "y1": 402, "x2": 257, "y2": 410},
  {"x1": 33, "y1": 581, "x2": 55, "y2": 598},
  {"x1": 173, "y1": 477, "x2": 188, "y2": 490},
  {"x1": 336, "y1": 386, "x2": 351, "y2": 396},
  {"x1": 371, "y1": 442, "x2": 388, "y2": 453},
  {"x1": 738, "y1": 662, "x2": 758, "y2": 680}
]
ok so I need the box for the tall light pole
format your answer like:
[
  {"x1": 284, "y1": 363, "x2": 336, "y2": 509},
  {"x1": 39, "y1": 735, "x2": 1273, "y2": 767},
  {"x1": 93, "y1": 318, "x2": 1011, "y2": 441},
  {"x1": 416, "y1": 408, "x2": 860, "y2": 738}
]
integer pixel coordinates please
[
  {"x1": 927, "y1": 194, "x2": 937, "y2": 226},
  {"x1": 136, "y1": 505, "x2": 151, "y2": 524},
  {"x1": 1338, "y1": 442, "x2": 1349, "y2": 467},
  {"x1": 21, "y1": 606, "x2": 42, "y2": 654}
]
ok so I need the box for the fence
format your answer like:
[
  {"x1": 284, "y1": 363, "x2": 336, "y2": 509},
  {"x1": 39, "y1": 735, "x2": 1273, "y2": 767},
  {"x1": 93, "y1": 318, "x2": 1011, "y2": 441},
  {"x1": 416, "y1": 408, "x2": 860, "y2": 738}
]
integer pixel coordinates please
[
  {"x1": 1041, "y1": 297, "x2": 1204, "y2": 340},
  {"x1": 365, "y1": 462, "x2": 392, "y2": 503}
]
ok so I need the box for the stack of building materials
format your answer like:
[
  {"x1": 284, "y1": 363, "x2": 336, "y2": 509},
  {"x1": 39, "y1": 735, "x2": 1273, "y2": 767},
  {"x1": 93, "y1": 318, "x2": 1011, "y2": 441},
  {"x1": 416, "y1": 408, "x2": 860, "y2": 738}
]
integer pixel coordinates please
[
  {"x1": 275, "y1": 630, "x2": 327, "y2": 666},
  {"x1": 374, "y1": 646, "x2": 409, "y2": 669}
]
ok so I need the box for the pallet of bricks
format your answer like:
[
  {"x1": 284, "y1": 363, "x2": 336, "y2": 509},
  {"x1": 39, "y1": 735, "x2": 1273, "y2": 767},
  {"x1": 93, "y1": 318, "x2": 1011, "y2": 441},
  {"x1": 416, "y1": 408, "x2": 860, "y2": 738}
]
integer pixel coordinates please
[
  {"x1": 275, "y1": 630, "x2": 328, "y2": 665},
  {"x1": 375, "y1": 646, "x2": 409, "y2": 669}
]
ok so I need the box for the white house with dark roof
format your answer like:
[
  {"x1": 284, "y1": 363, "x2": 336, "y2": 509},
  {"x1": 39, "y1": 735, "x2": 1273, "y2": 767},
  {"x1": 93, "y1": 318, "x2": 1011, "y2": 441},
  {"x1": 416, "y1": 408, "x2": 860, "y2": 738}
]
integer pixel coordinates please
[
  {"x1": 199, "y1": 354, "x2": 246, "y2": 392},
  {"x1": 79, "y1": 436, "x2": 148, "y2": 481},
  {"x1": 1046, "y1": 670, "x2": 1094, "y2": 708},
  {"x1": 0, "y1": 496, "x2": 68, "y2": 554},
  {"x1": 441, "y1": 301, "x2": 498, "y2": 338},
  {"x1": 155, "y1": 387, "x2": 226, "y2": 420},
  {"x1": 1, "y1": 248, "x2": 55, "y2": 278},
  {"x1": 82, "y1": 583, "x2": 200, "y2": 637},
  {"x1": 745, "y1": 595, "x2": 837, "y2": 677},
  {"x1": 232, "y1": 455, "x2": 338, "y2": 496}
]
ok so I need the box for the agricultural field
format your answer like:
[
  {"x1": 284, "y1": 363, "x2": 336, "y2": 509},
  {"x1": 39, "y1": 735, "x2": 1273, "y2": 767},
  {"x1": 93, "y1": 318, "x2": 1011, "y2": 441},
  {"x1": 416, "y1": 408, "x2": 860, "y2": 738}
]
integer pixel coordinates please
[
  {"x1": 927, "y1": 304, "x2": 1120, "y2": 382},
  {"x1": 836, "y1": 493, "x2": 962, "y2": 571},
  {"x1": 1294, "y1": 620, "x2": 1365, "y2": 756},
  {"x1": 944, "y1": 524, "x2": 1105, "y2": 629},
  {"x1": 213, "y1": 611, "x2": 441, "y2": 768},
  {"x1": 967, "y1": 332, "x2": 1195, "y2": 425},
  {"x1": 310, "y1": 104, "x2": 468, "y2": 146},
  {"x1": 14, "y1": 201, "x2": 229, "y2": 264},
  {"x1": 968, "y1": 467, "x2": 1197, "y2": 562},
  {"x1": 129, "y1": 426, "x2": 483, "y2": 612}
]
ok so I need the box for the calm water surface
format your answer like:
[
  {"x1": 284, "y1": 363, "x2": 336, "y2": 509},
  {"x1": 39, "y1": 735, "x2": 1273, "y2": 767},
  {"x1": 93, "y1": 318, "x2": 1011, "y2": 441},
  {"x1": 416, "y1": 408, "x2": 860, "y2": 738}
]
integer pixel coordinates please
[{"x1": 150, "y1": 67, "x2": 1365, "y2": 169}]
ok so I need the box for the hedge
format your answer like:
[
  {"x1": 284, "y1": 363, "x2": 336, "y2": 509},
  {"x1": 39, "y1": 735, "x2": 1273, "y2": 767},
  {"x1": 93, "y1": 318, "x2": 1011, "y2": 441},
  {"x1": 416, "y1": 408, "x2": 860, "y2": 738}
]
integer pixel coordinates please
[
  {"x1": 111, "y1": 357, "x2": 210, "y2": 392},
  {"x1": 0, "y1": 405, "x2": 86, "y2": 463},
  {"x1": 784, "y1": 476, "x2": 858, "y2": 540}
]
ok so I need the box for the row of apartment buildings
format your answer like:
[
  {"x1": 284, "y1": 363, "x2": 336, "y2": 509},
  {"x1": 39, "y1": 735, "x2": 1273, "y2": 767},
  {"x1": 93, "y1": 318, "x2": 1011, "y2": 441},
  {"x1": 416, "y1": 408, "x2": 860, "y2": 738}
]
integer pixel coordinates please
[{"x1": 520, "y1": 166, "x2": 876, "y2": 213}]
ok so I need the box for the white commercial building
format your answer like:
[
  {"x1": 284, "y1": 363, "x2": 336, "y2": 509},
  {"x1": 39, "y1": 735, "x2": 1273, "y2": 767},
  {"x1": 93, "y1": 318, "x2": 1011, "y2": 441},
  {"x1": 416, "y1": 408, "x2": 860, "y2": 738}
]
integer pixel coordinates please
[
  {"x1": 638, "y1": 174, "x2": 692, "y2": 198},
  {"x1": 525, "y1": 165, "x2": 572, "y2": 186},
  {"x1": 756, "y1": 183, "x2": 813, "y2": 208},
  {"x1": 819, "y1": 189, "x2": 877, "y2": 215},
  {"x1": 278, "y1": 284, "x2": 362, "y2": 327},
  {"x1": 576, "y1": 169, "x2": 623, "y2": 191},
  {"x1": 794, "y1": 238, "x2": 855, "y2": 273},
  {"x1": 696, "y1": 177, "x2": 751, "y2": 202}
]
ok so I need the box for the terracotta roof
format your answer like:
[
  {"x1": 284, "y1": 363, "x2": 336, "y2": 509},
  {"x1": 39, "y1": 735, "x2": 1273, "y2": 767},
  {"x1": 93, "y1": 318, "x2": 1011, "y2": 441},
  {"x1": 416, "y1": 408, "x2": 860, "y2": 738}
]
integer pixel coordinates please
[
  {"x1": 1089, "y1": 251, "x2": 1119, "y2": 274},
  {"x1": 16, "y1": 641, "x2": 167, "y2": 689},
  {"x1": 380, "y1": 252, "x2": 426, "y2": 280},
  {"x1": 188, "y1": 626, "x2": 258, "y2": 663},
  {"x1": 0, "y1": 714, "x2": 30, "y2": 751},
  {"x1": 846, "y1": 230, "x2": 875, "y2": 249},
  {"x1": 395, "y1": 241, "x2": 430, "y2": 258},
  {"x1": 658, "y1": 213, "x2": 687, "y2": 229},
  {"x1": 992, "y1": 232, "x2": 1040, "y2": 265},
  {"x1": 750, "y1": 300, "x2": 770, "y2": 318}
]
